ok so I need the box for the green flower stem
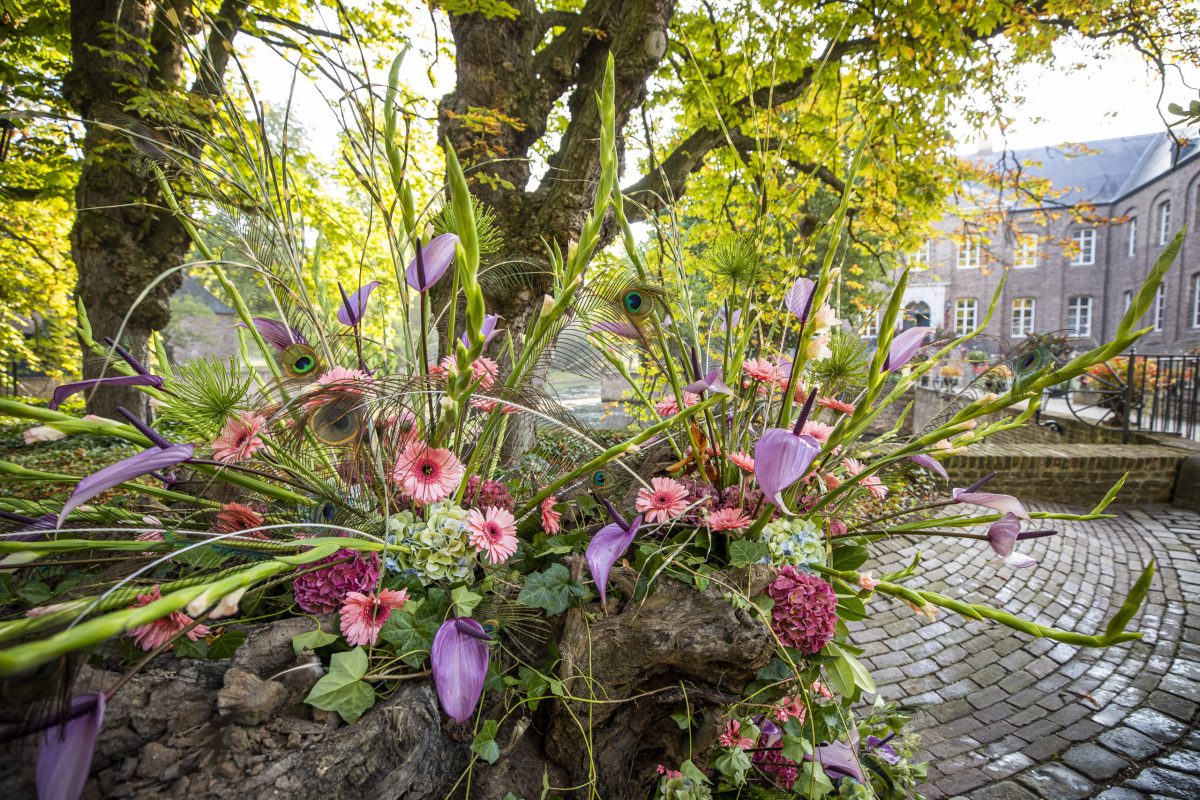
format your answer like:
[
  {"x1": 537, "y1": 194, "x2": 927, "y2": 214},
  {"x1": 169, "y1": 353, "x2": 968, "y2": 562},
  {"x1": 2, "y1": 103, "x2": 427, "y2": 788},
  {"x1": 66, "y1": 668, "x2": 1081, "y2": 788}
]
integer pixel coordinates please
[
  {"x1": 811, "y1": 563, "x2": 1150, "y2": 647},
  {"x1": 0, "y1": 559, "x2": 291, "y2": 675},
  {"x1": 517, "y1": 395, "x2": 723, "y2": 517},
  {"x1": 0, "y1": 459, "x2": 217, "y2": 508}
]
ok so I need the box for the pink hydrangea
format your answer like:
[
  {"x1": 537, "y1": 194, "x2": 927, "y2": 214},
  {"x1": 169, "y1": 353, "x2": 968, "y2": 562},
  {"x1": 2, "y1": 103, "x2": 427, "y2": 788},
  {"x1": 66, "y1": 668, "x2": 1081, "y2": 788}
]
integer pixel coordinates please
[
  {"x1": 751, "y1": 745, "x2": 797, "y2": 789},
  {"x1": 766, "y1": 566, "x2": 838, "y2": 654},
  {"x1": 292, "y1": 548, "x2": 381, "y2": 613},
  {"x1": 463, "y1": 476, "x2": 515, "y2": 511}
]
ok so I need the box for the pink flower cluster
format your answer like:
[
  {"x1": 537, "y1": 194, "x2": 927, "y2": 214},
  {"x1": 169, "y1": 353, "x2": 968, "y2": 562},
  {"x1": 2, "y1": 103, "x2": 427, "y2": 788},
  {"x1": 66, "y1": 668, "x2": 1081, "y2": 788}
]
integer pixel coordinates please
[
  {"x1": 293, "y1": 548, "x2": 381, "y2": 613},
  {"x1": 751, "y1": 745, "x2": 797, "y2": 789},
  {"x1": 463, "y1": 476, "x2": 515, "y2": 511},
  {"x1": 766, "y1": 566, "x2": 838, "y2": 654}
]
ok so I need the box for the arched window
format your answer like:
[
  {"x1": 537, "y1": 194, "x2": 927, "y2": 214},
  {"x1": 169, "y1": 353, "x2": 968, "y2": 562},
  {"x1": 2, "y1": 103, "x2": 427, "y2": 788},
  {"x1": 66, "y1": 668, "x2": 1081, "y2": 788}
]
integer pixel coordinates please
[{"x1": 902, "y1": 301, "x2": 931, "y2": 330}]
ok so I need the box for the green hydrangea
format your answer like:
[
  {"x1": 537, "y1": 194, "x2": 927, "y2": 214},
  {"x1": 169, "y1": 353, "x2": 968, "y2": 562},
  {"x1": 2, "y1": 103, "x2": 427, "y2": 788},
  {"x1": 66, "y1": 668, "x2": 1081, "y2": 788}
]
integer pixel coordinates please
[
  {"x1": 657, "y1": 776, "x2": 712, "y2": 800},
  {"x1": 384, "y1": 502, "x2": 476, "y2": 584},
  {"x1": 760, "y1": 516, "x2": 826, "y2": 568}
]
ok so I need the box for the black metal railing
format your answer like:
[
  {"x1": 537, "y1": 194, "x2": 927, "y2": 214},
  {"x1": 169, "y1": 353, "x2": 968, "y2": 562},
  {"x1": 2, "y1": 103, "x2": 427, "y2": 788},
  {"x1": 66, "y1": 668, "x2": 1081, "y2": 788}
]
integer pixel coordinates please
[{"x1": 1122, "y1": 352, "x2": 1200, "y2": 442}]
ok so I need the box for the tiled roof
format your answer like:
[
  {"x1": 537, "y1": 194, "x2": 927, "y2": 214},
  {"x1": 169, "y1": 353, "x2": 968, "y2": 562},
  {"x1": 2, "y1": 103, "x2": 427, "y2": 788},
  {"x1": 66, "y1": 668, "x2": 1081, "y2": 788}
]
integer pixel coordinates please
[{"x1": 967, "y1": 129, "x2": 1200, "y2": 210}]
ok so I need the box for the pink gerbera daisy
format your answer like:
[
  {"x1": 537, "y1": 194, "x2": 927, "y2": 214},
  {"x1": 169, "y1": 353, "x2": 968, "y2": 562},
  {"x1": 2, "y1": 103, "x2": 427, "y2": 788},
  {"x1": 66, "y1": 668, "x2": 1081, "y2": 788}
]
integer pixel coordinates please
[
  {"x1": 742, "y1": 358, "x2": 783, "y2": 383},
  {"x1": 467, "y1": 506, "x2": 519, "y2": 563},
  {"x1": 707, "y1": 508, "x2": 752, "y2": 532},
  {"x1": 728, "y1": 449, "x2": 755, "y2": 473},
  {"x1": 393, "y1": 443, "x2": 465, "y2": 504},
  {"x1": 800, "y1": 421, "x2": 834, "y2": 442},
  {"x1": 211, "y1": 411, "x2": 268, "y2": 463},
  {"x1": 214, "y1": 502, "x2": 266, "y2": 538},
  {"x1": 843, "y1": 457, "x2": 888, "y2": 499},
  {"x1": 653, "y1": 392, "x2": 698, "y2": 418},
  {"x1": 127, "y1": 586, "x2": 210, "y2": 652},
  {"x1": 635, "y1": 477, "x2": 689, "y2": 524},
  {"x1": 339, "y1": 589, "x2": 409, "y2": 646},
  {"x1": 541, "y1": 496, "x2": 562, "y2": 535},
  {"x1": 719, "y1": 719, "x2": 755, "y2": 750},
  {"x1": 439, "y1": 355, "x2": 500, "y2": 390},
  {"x1": 316, "y1": 365, "x2": 370, "y2": 387}
]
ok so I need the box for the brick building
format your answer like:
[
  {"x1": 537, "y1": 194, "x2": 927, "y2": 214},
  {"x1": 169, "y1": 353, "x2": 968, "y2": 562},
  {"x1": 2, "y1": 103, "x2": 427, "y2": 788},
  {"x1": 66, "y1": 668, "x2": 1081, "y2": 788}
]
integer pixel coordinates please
[{"x1": 898, "y1": 131, "x2": 1200, "y2": 355}]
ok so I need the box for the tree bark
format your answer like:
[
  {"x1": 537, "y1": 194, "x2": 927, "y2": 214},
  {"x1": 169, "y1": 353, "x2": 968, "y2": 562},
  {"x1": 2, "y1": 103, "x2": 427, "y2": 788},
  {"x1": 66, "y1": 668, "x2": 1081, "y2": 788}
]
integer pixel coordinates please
[{"x1": 64, "y1": 0, "x2": 245, "y2": 419}]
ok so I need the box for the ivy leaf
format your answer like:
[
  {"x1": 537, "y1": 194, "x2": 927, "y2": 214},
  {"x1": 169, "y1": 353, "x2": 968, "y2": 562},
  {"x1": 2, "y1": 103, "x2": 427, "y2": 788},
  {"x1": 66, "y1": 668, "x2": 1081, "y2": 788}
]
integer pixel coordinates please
[
  {"x1": 172, "y1": 636, "x2": 208, "y2": 659},
  {"x1": 728, "y1": 540, "x2": 769, "y2": 567},
  {"x1": 451, "y1": 585, "x2": 483, "y2": 617},
  {"x1": 679, "y1": 760, "x2": 709, "y2": 784},
  {"x1": 207, "y1": 629, "x2": 247, "y2": 660},
  {"x1": 304, "y1": 647, "x2": 375, "y2": 723},
  {"x1": 780, "y1": 733, "x2": 812, "y2": 763},
  {"x1": 16, "y1": 581, "x2": 52, "y2": 606},
  {"x1": 471, "y1": 719, "x2": 501, "y2": 763},
  {"x1": 292, "y1": 626, "x2": 339, "y2": 655},
  {"x1": 670, "y1": 711, "x2": 692, "y2": 730},
  {"x1": 517, "y1": 563, "x2": 585, "y2": 616},
  {"x1": 712, "y1": 747, "x2": 752, "y2": 786}
]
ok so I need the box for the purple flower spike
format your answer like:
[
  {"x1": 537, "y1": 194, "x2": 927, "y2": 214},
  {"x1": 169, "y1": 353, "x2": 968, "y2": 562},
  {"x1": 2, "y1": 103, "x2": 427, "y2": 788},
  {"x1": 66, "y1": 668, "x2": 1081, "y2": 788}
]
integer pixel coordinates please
[
  {"x1": 910, "y1": 454, "x2": 948, "y2": 480},
  {"x1": 809, "y1": 739, "x2": 865, "y2": 783},
  {"x1": 883, "y1": 326, "x2": 933, "y2": 372},
  {"x1": 754, "y1": 428, "x2": 821, "y2": 513},
  {"x1": 337, "y1": 281, "x2": 381, "y2": 326},
  {"x1": 431, "y1": 617, "x2": 491, "y2": 723},
  {"x1": 952, "y1": 487, "x2": 1030, "y2": 520},
  {"x1": 986, "y1": 512, "x2": 1037, "y2": 568},
  {"x1": 865, "y1": 734, "x2": 900, "y2": 765},
  {"x1": 685, "y1": 367, "x2": 734, "y2": 398},
  {"x1": 237, "y1": 318, "x2": 307, "y2": 350},
  {"x1": 59, "y1": 444, "x2": 193, "y2": 525},
  {"x1": 461, "y1": 314, "x2": 501, "y2": 349},
  {"x1": 49, "y1": 375, "x2": 164, "y2": 411},
  {"x1": 585, "y1": 514, "x2": 643, "y2": 607},
  {"x1": 719, "y1": 307, "x2": 741, "y2": 332},
  {"x1": 785, "y1": 277, "x2": 816, "y2": 321},
  {"x1": 37, "y1": 692, "x2": 105, "y2": 800},
  {"x1": 406, "y1": 233, "x2": 459, "y2": 292}
]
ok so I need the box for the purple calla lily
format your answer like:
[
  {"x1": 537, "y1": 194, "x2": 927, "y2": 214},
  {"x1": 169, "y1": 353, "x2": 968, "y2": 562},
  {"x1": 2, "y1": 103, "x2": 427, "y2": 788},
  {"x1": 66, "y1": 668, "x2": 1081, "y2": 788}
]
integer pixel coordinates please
[
  {"x1": 785, "y1": 277, "x2": 816, "y2": 322},
  {"x1": 236, "y1": 318, "x2": 307, "y2": 350},
  {"x1": 589, "y1": 320, "x2": 641, "y2": 339},
  {"x1": 985, "y1": 512, "x2": 1057, "y2": 568},
  {"x1": 586, "y1": 511, "x2": 643, "y2": 607},
  {"x1": 754, "y1": 428, "x2": 821, "y2": 512},
  {"x1": 809, "y1": 739, "x2": 865, "y2": 783},
  {"x1": 49, "y1": 375, "x2": 164, "y2": 411},
  {"x1": 59, "y1": 444, "x2": 193, "y2": 525},
  {"x1": 910, "y1": 454, "x2": 948, "y2": 480},
  {"x1": 685, "y1": 366, "x2": 734, "y2": 398},
  {"x1": 406, "y1": 233, "x2": 459, "y2": 292},
  {"x1": 952, "y1": 487, "x2": 1030, "y2": 520},
  {"x1": 883, "y1": 326, "x2": 933, "y2": 372},
  {"x1": 865, "y1": 734, "x2": 900, "y2": 765},
  {"x1": 337, "y1": 281, "x2": 381, "y2": 326},
  {"x1": 718, "y1": 307, "x2": 741, "y2": 332},
  {"x1": 37, "y1": 692, "x2": 105, "y2": 800},
  {"x1": 431, "y1": 617, "x2": 491, "y2": 723},
  {"x1": 461, "y1": 314, "x2": 501, "y2": 349},
  {"x1": 0, "y1": 511, "x2": 56, "y2": 541}
]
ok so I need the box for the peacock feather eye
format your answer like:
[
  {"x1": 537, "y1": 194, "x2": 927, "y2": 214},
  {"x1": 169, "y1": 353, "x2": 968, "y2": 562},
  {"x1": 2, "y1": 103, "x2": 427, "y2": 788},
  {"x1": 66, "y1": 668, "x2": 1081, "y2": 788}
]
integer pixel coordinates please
[
  {"x1": 623, "y1": 290, "x2": 645, "y2": 316},
  {"x1": 310, "y1": 398, "x2": 363, "y2": 446},
  {"x1": 281, "y1": 344, "x2": 320, "y2": 379},
  {"x1": 591, "y1": 470, "x2": 607, "y2": 488}
]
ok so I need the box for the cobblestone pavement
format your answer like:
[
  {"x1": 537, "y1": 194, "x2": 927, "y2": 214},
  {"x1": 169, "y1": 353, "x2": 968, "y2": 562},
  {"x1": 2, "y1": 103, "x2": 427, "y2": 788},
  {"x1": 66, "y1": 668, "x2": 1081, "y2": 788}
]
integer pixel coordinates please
[{"x1": 854, "y1": 503, "x2": 1200, "y2": 799}]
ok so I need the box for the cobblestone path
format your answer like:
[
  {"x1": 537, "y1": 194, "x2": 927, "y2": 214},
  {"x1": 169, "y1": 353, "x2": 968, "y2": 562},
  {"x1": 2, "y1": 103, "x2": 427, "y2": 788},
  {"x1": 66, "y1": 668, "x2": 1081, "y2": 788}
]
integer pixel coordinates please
[{"x1": 854, "y1": 504, "x2": 1200, "y2": 799}]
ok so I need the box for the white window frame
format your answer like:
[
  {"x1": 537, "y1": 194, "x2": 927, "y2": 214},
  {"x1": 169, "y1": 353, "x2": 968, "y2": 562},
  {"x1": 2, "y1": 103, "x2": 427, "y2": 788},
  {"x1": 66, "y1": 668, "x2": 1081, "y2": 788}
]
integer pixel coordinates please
[
  {"x1": 863, "y1": 312, "x2": 880, "y2": 338},
  {"x1": 1158, "y1": 199, "x2": 1172, "y2": 246},
  {"x1": 956, "y1": 237, "x2": 980, "y2": 270},
  {"x1": 1153, "y1": 284, "x2": 1165, "y2": 332},
  {"x1": 1191, "y1": 273, "x2": 1200, "y2": 329},
  {"x1": 1011, "y1": 298, "x2": 1036, "y2": 338},
  {"x1": 907, "y1": 239, "x2": 931, "y2": 268},
  {"x1": 1071, "y1": 229, "x2": 1096, "y2": 266},
  {"x1": 1127, "y1": 216, "x2": 1137, "y2": 258},
  {"x1": 1014, "y1": 234, "x2": 1039, "y2": 269},
  {"x1": 954, "y1": 298, "x2": 978, "y2": 336},
  {"x1": 1067, "y1": 296, "x2": 1093, "y2": 337}
]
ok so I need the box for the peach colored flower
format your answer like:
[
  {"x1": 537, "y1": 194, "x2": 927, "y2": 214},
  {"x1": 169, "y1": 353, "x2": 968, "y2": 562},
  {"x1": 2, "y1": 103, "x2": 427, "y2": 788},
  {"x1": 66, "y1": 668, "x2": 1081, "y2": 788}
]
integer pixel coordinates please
[
  {"x1": 707, "y1": 508, "x2": 752, "y2": 532},
  {"x1": 393, "y1": 443, "x2": 465, "y2": 504},
  {"x1": 541, "y1": 497, "x2": 562, "y2": 535},
  {"x1": 635, "y1": 477, "x2": 689, "y2": 524},
  {"x1": 819, "y1": 397, "x2": 856, "y2": 414},
  {"x1": 729, "y1": 449, "x2": 755, "y2": 473},
  {"x1": 653, "y1": 392, "x2": 698, "y2": 417},
  {"x1": 467, "y1": 506, "x2": 519, "y2": 563},
  {"x1": 127, "y1": 586, "x2": 210, "y2": 652},
  {"x1": 23, "y1": 425, "x2": 66, "y2": 445},
  {"x1": 843, "y1": 457, "x2": 888, "y2": 499},
  {"x1": 806, "y1": 332, "x2": 832, "y2": 360},
  {"x1": 800, "y1": 421, "x2": 834, "y2": 442},
  {"x1": 339, "y1": 589, "x2": 409, "y2": 646},
  {"x1": 742, "y1": 358, "x2": 783, "y2": 383},
  {"x1": 211, "y1": 411, "x2": 267, "y2": 463},
  {"x1": 773, "y1": 693, "x2": 808, "y2": 724},
  {"x1": 858, "y1": 572, "x2": 879, "y2": 590},
  {"x1": 811, "y1": 680, "x2": 833, "y2": 699}
]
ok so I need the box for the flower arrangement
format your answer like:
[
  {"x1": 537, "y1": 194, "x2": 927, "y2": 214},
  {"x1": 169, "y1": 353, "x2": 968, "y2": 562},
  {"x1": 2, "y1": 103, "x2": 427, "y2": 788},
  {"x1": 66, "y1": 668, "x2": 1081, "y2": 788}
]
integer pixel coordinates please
[{"x1": 0, "y1": 56, "x2": 1181, "y2": 799}]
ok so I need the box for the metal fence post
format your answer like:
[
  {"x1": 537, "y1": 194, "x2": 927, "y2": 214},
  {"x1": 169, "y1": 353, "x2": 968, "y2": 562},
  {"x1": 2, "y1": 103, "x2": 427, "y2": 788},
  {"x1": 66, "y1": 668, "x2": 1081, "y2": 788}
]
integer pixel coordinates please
[{"x1": 1122, "y1": 349, "x2": 1136, "y2": 444}]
